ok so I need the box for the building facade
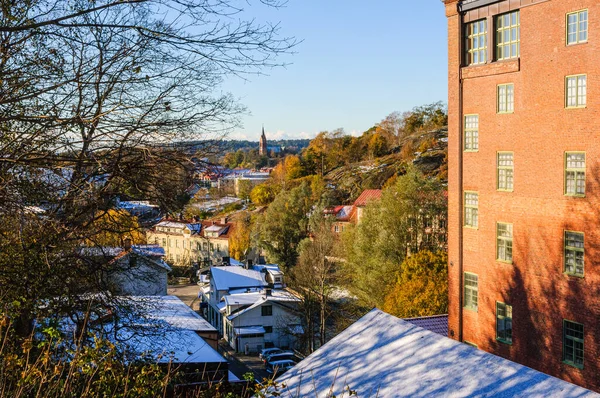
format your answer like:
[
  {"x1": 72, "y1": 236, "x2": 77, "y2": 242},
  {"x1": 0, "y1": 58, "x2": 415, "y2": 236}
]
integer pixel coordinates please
[
  {"x1": 445, "y1": 0, "x2": 600, "y2": 391},
  {"x1": 146, "y1": 219, "x2": 233, "y2": 267}
]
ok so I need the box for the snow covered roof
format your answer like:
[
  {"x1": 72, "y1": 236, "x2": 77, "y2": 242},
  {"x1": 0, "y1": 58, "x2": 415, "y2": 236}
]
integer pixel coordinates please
[
  {"x1": 210, "y1": 266, "x2": 267, "y2": 292},
  {"x1": 275, "y1": 309, "x2": 596, "y2": 398},
  {"x1": 252, "y1": 264, "x2": 283, "y2": 275},
  {"x1": 226, "y1": 290, "x2": 299, "y2": 320},
  {"x1": 124, "y1": 328, "x2": 225, "y2": 364},
  {"x1": 155, "y1": 220, "x2": 202, "y2": 234},
  {"x1": 205, "y1": 225, "x2": 223, "y2": 232},
  {"x1": 234, "y1": 326, "x2": 265, "y2": 336},
  {"x1": 404, "y1": 314, "x2": 448, "y2": 336},
  {"x1": 127, "y1": 296, "x2": 216, "y2": 332}
]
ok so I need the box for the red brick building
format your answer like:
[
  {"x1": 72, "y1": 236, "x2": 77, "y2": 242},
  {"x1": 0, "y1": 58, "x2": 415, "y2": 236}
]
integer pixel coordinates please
[{"x1": 445, "y1": 0, "x2": 600, "y2": 391}]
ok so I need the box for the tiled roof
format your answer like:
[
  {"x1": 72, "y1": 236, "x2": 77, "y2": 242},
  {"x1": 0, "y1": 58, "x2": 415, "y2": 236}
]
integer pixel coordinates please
[
  {"x1": 353, "y1": 189, "x2": 382, "y2": 207},
  {"x1": 404, "y1": 314, "x2": 448, "y2": 336}
]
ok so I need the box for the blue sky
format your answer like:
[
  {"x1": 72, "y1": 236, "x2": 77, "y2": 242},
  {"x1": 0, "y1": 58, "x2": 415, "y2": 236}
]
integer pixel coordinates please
[{"x1": 221, "y1": 1, "x2": 448, "y2": 141}]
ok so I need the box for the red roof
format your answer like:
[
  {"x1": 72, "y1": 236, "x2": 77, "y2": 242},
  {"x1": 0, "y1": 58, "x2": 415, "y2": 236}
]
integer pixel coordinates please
[{"x1": 353, "y1": 189, "x2": 382, "y2": 207}]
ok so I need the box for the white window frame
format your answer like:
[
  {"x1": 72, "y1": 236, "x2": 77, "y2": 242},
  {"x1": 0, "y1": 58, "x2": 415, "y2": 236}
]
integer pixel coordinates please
[
  {"x1": 565, "y1": 75, "x2": 587, "y2": 108},
  {"x1": 566, "y1": 10, "x2": 588, "y2": 45},
  {"x1": 464, "y1": 115, "x2": 479, "y2": 152}
]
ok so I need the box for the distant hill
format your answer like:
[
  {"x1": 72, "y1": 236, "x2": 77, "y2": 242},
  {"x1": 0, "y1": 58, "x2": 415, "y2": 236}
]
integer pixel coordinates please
[{"x1": 160, "y1": 139, "x2": 310, "y2": 154}]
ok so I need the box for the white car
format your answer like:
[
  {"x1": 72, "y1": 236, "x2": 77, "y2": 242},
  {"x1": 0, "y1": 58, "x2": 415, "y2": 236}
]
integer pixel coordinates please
[
  {"x1": 259, "y1": 347, "x2": 282, "y2": 361},
  {"x1": 266, "y1": 359, "x2": 296, "y2": 376}
]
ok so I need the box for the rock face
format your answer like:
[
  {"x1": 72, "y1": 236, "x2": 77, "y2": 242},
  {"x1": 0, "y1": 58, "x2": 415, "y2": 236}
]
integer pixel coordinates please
[{"x1": 323, "y1": 127, "x2": 448, "y2": 204}]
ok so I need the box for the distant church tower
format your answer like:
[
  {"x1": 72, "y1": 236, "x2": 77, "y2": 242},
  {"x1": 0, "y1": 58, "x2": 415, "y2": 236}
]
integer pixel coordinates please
[{"x1": 259, "y1": 126, "x2": 268, "y2": 156}]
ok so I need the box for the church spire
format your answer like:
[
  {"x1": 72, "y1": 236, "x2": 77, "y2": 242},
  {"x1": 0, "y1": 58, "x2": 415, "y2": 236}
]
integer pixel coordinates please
[{"x1": 259, "y1": 125, "x2": 267, "y2": 156}]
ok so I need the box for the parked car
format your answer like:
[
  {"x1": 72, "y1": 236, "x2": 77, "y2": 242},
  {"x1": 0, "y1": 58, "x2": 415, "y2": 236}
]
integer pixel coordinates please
[
  {"x1": 266, "y1": 359, "x2": 296, "y2": 376},
  {"x1": 265, "y1": 351, "x2": 296, "y2": 367},
  {"x1": 259, "y1": 347, "x2": 282, "y2": 361}
]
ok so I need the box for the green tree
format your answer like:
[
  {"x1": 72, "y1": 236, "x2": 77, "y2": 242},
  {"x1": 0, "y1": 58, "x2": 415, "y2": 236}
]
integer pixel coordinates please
[
  {"x1": 383, "y1": 250, "x2": 448, "y2": 318},
  {"x1": 256, "y1": 182, "x2": 313, "y2": 269},
  {"x1": 342, "y1": 166, "x2": 447, "y2": 307}
]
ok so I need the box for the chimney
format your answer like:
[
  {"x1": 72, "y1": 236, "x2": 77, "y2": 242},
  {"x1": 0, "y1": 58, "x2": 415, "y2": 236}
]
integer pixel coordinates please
[
  {"x1": 123, "y1": 237, "x2": 132, "y2": 251},
  {"x1": 221, "y1": 216, "x2": 228, "y2": 224},
  {"x1": 265, "y1": 288, "x2": 272, "y2": 298},
  {"x1": 246, "y1": 259, "x2": 253, "y2": 269}
]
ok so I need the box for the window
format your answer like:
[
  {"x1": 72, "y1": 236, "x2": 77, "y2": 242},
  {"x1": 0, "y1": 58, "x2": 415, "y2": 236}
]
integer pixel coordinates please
[
  {"x1": 565, "y1": 231, "x2": 584, "y2": 276},
  {"x1": 563, "y1": 320, "x2": 584, "y2": 368},
  {"x1": 496, "y1": 11, "x2": 520, "y2": 60},
  {"x1": 196, "y1": 242, "x2": 201, "y2": 251},
  {"x1": 261, "y1": 305, "x2": 273, "y2": 316},
  {"x1": 565, "y1": 152, "x2": 585, "y2": 196},
  {"x1": 264, "y1": 326, "x2": 273, "y2": 333},
  {"x1": 496, "y1": 302, "x2": 513, "y2": 344},
  {"x1": 464, "y1": 192, "x2": 478, "y2": 228},
  {"x1": 497, "y1": 152, "x2": 514, "y2": 191},
  {"x1": 567, "y1": 10, "x2": 588, "y2": 45},
  {"x1": 210, "y1": 243, "x2": 214, "y2": 251},
  {"x1": 566, "y1": 75, "x2": 587, "y2": 108},
  {"x1": 162, "y1": 238, "x2": 166, "y2": 247},
  {"x1": 464, "y1": 115, "x2": 479, "y2": 151},
  {"x1": 497, "y1": 222, "x2": 513, "y2": 263},
  {"x1": 175, "y1": 240, "x2": 178, "y2": 248},
  {"x1": 217, "y1": 244, "x2": 221, "y2": 252},
  {"x1": 465, "y1": 19, "x2": 487, "y2": 65},
  {"x1": 497, "y1": 84, "x2": 514, "y2": 113},
  {"x1": 334, "y1": 225, "x2": 340, "y2": 233},
  {"x1": 463, "y1": 273, "x2": 478, "y2": 311}
]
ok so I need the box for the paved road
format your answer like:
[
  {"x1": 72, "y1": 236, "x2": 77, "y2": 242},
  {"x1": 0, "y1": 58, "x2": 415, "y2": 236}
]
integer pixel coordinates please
[{"x1": 167, "y1": 283, "x2": 200, "y2": 310}]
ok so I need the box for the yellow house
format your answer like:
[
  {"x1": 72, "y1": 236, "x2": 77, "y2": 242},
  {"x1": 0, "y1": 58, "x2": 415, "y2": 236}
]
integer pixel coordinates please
[{"x1": 147, "y1": 218, "x2": 233, "y2": 267}]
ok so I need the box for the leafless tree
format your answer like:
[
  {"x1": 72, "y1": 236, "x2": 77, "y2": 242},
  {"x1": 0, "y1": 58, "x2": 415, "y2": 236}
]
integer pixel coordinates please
[{"x1": 0, "y1": 0, "x2": 296, "y2": 338}]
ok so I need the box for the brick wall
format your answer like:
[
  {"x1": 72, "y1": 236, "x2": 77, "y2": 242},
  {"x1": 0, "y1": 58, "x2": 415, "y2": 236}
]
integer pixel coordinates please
[{"x1": 446, "y1": 0, "x2": 600, "y2": 391}]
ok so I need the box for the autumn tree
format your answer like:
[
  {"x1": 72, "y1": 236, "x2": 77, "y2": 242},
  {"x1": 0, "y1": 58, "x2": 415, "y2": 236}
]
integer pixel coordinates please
[
  {"x1": 229, "y1": 211, "x2": 252, "y2": 261},
  {"x1": 383, "y1": 250, "x2": 448, "y2": 318},
  {"x1": 250, "y1": 183, "x2": 280, "y2": 206},
  {"x1": 88, "y1": 209, "x2": 146, "y2": 247},
  {"x1": 341, "y1": 166, "x2": 447, "y2": 307}
]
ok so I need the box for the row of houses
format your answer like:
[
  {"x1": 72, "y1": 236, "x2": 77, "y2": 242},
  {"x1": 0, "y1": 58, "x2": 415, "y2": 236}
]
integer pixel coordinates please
[{"x1": 199, "y1": 262, "x2": 301, "y2": 354}]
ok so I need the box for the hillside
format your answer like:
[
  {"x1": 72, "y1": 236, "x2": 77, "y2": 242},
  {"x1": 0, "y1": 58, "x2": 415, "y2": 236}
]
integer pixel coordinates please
[{"x1": 323, "y1": 127, "x2": 447, "y2": 204}]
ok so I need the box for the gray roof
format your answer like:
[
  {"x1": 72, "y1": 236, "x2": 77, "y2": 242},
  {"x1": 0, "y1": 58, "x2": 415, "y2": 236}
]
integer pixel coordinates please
[
  {"x1": 275, "y1": 309, "x2": 597, "y2": 397},
  {"x1": 404, "y1": 314, "x2": 448, "y2": 336}
]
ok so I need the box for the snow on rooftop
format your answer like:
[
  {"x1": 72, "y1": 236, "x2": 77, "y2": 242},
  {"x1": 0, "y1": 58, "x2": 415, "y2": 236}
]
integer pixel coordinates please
[
  {"x1": 275, "y1": 309, "x2": 597, "y2": 398},
  {"x1": 124, "y1": 328, "x2": 225, "y2": 364},
  {"x1": 252, "y1": 264, "x2": 282, "y2": 274},
  {"x1": 210, "y1": 266, "x2": 267, "y2": 292},
  {"x1": 205, "y1": 225, "x2": 223, "y2": 232},
  {"x1": 226, "y1": 290, "x2": 299, "y2": 320},
  {"x1": 234, "y1": 326, "x2": 265, "y2": 336},
  {"x1": 127, "y1": 296, "x2": 215, "y2": 332}
]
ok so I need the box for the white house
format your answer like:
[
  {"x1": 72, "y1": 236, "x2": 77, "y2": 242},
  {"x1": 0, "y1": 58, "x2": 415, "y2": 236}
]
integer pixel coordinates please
[
  {"x1": 199, "y1": 264, "x2": 301, "y2": 353},
  {"x1": 201, "y1": 265, "x2": 267, "y2": 335},
  {"x1": 223, "y1": 289, "x2": 301, "y2": 354}
]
